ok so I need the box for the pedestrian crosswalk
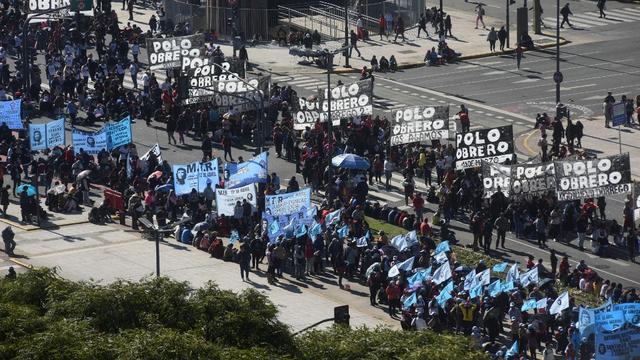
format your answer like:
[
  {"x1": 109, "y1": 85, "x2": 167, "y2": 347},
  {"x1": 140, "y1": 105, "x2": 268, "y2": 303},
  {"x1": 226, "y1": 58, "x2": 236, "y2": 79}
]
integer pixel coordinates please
[{"x1": 544, "y1": 7, "x2": 640, "y2": 29}]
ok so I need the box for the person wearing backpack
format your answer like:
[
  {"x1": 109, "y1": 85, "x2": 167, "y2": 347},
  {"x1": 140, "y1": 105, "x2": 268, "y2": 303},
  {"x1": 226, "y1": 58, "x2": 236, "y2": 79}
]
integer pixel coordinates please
[{"x1": 475, "y1": 4, "x2": 486, "y2": 29}]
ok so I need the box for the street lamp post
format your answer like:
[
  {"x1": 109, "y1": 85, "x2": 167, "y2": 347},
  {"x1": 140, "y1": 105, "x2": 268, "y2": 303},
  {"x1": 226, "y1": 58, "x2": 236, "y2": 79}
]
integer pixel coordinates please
[
  {"x1": 323, "y1": 51, "x2": 333, "y2": 201},
  {"x1": 506, "y1": 0, "x2": 510, "y2": 48},
  {"x1": 344, "y1": 0, "x2": 350, "y2": 68},
  {"x1": 555, "y1": 0, "x2": 562, "y2": 119}
]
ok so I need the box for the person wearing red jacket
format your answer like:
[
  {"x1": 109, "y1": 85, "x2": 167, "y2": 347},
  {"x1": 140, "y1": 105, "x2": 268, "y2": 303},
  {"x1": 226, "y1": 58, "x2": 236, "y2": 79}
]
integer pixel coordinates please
[
  {"x1": 378, "y1": 14, "x2": 387, "y2": 40},
  {"x1": 413, "y1": 192, "x2": 425, "y2": 221},
  {"x1": 386, "y1": 281, "x2": 401, "y2": 317}
]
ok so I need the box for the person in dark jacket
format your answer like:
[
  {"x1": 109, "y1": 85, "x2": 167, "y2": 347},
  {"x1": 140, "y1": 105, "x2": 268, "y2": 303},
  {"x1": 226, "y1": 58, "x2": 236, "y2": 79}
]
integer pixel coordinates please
[
  {"x1": 497, "y1": 26, "x2": 507, "y2": 51},
  {"x1": 239, "y1": 244, "x2": 251, "y2": 281},
  {"x1": 2, "y1": 226, "x2": 16, "y2": 256}
]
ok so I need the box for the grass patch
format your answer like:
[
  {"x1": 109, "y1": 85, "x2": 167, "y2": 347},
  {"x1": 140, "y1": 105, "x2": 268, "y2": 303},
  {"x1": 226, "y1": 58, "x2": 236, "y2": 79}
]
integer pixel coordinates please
[{"x1": 365, "y1": 216, "x2": 405, "y2": 239}]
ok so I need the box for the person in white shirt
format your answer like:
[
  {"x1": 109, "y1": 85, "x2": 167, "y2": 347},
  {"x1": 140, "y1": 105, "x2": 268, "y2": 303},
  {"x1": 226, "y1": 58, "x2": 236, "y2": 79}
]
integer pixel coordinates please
[
  {"x1": 142, "y1": 72, "x2": 150, "y2": 93},
  {"x1": 115, "y1": 63, "x2": 125, "y2": 84},
  {"x1": 383, "y1": 158, "x2": 394, "y2": 190},
  {"x1": 80, "y1": 63, "x2": 89, "y2": 84},
  {"x1": 129, "y1": 63, "x2": 138, "y2": 89}
]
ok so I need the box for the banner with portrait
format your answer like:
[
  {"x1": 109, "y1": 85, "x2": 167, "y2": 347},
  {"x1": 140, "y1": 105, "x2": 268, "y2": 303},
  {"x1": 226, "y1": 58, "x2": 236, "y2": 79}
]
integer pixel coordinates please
[
  {"x1": 215, "y1": 184, "x2": 257, "y2": 216},
  {"x1": 0, "y1": 99, "x2": 22, "y2": 129},
  {"x1": 106, "y1": 116, "x2": 133, "y2": 150},
  {"x1": 554, "y1": 154, "x2": 632, "y2": 201},
  {"x1": 29, "y1": 117, "x2": 65, "y2": 151},
  {"x1": 265, "y1": 188, "x2": 312, "y2": 217},
  {"x1": 389, "y1": 105, "x2": 449, "y2": 146},
  {"x1": 455, "y1": 125, "x2": 514, "y2": 170},
  {"x1": 72, "y1": 127, "x2": 108, "y2": 155},
  {"x1": 172, "y1": 159, "x2": 219, "y2": 196},
  {"x1": 225, "y1": 151, "x2": 268, "y2": 189},
  {"x1": 595, "y1": 322, "x2": 640, "y2": 360},
  {"x1": 262, "y1": 206, "x2": 317, "y2": 243}
]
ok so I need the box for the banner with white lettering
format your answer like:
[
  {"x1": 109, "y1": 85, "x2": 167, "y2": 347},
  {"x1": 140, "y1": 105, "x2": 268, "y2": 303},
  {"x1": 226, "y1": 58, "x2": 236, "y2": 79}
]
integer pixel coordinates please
[
  {"x1": 172, "y1": 159, "x2": 219, "y2": 196},
  {"x1": 146, "y1": 34, "x2": 204, "y2": 70},
  {"x1": 595, "y1": 323, "x2": 640, "y2": 360},
  {"x1": 265, "y1": 188, "x2": 312, "y2": 217},
  {"x1": 72, "y1": 127, "x2": 108, "y2": 155},
  {"x1": 389, "y1": 105, "x2": 449, "y2": 146},
  {"x1": 510, "y1": 162, "x2": 556, "y2": 199},
  {"x1": 27, "y1": 0, "x2": 93, "y2": 19},
  {"x1": 317, "y1": 80, "x2": 373, "y2": 126},
  {"x1": 262, "y1": 206, "x2": 317, "y2": 243},
  {"x1": 554, "y1": 154, "x2": 632, "y2": 201},
  {"x1": 182, "y1": 64, "x2": 269, "y2": 107},
  {"x1": 29, "y1": 117, "x2": 65, "y2": 151},
  {"x1": 215, "y1": 184, "x2": 256, "y2": 216},
  {"x1": 482, "y1": 162, "x2": 511, "y2": 198},
  {"x1": 293, "y1": 95, "x2": 322, "y2": 130},
  {"x1": 224, "y1": 152, "x2": 268, "y2": 189},
  {"x1": 455, "y1": 125, "x2": 514, "y2": 170},
  {"x1": 0, "y1": 99, "x2": 22, "y2": 129}
]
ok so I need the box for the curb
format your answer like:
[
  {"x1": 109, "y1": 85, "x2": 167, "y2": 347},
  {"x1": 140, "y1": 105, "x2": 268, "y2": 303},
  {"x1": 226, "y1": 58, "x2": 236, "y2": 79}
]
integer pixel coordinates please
[
  {"x1": 331, "y1": 35, "x2": 570, "y2": 74},
  {"x1": 9, "y1": 257, "x2": 33, "y2": 269},
  {"x1": 0, "y1": 217, "x2": 90, "y2": 232}
]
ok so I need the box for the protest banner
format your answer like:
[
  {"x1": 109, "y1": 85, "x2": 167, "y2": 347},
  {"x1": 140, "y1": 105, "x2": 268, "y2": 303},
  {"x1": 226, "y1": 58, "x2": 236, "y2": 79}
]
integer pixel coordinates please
[
  {"x1": 595, "y1": 323, "x2": 640, "y2": 360},
  {"x1": 317, "y1": 79, "x2": 373, "y2": 126},
  {"x1": 293, "y1": 95, "x2": 322, "y2": 130},
  {"x1": 140, "y1": 143, "x2": 163, "y2": 164},
  {"x1": 389, "y1": 105, "x2": 449, "y2": 146},
  {"x1": 0, "y1": 99, "x2": 22, "y2": 129},
  {"x1": 554, "y1": 154, "x2": 632, "y2": 201},
  {"x1": 72, "y1": 127, "x2": 107, "y2": 155},
  {"x1": 215, "y1": 184, "x2": 256, "y2": 216},
  {"x1": 265, "y1": 188, "x2": 312, "y2": 217},
  {"x1": 182, "y1": 71, "x2": 269, "y2": 108},
  {"x1": 172, "y1": 159, "x2": 219, "y2": 196},
  {"x1": 595, "y1": 310, "x2": 626, "y2": 332},
  {"x1": 482, "y1": 162, "x2": 511, "y2": 198},
  {"x1": 146, "y1": 34, "x2": 204, "y2": 70},
  {"x1": 106, "y1": 116, "x2": 132, "y2": 150},
  {"x1": 225, "y1": 152, "x2": 268, "y2": 189},
  {"x1": 29, "y1": 117, "x2": 65, "y2": 151},
  {"x1": 509, "y1": 162, "x2": 556, "y2": 199},
  {"x1": 613, "y1": 303, "x2": 640, "y2": 326},
  {"x1": 455, "y1": 125, "x2": 514, "y2": 170},
  {"x1": 262, "y1": 206, "x2": 316, "y2": 242},
  {"x1": 578, "y1": 299, "x2": 613, "y2": 338}
]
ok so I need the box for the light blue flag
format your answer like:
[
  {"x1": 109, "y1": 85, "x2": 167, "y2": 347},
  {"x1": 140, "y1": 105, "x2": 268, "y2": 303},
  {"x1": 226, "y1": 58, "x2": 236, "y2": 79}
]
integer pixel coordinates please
[
  {"x1": 435, "y1": 240, "x2": 450, "y2": 254},
  {"x1": 469, "y1": 283, "x2": 483, "y2": 299},
  {"x1": 492, "y1": 262, "x2": 509, "y2": 273},
  {"x1": 356, "y1": 235, "x2": 369, "y2": 248},
  {"x1": 506, "y1": 340, "x2": 519, "y2": 357},
  {"x1": 463, "y1": 269, "x2": 476, "y2": 291},
  {"x1": 613, "y1": 303, "x2": 640, "y2": 326},
  {"x1": 520, "y1": 267, "x2": 539, "y2": 287},
  {"x1": 269, "y1": 220, "x2": 280, "y2": 236},
  {"x1": 488, "y1": 279, "x2": 502, "y2": 298},
  {"x1": 432, "y1": 260, "x2": 452, "y2": 285},
  {"x1": 521, "y1": 299, "x2": 537, "y2": 312},
  {"x1": 408, "y1": 267, "x2": 432, "y2": 287},
  {"x1": 403, "y1": 292, "x2": 417, "y2": 309},
  {"x1": 365, "y1": 230, "x2": 371, "y2": 240},
  {"x1": 325, "y1": 209, "x2": 342, "y2": 226},
  {"x1": 294, "y1": 224, "x2": 307, "y2": 238},
  {"x1": 501, "y1": 280, "x2": 515, "y2": 293},
  {"x1": 390, "y1": 230, "x2": 419, "y2": 251},
  {"x1": 226, "y1": 151, "x2": 269, "y2": 189},
  {"x1": 441, "y1": 280, "x2": 454, "y2": 295},
  {"x1": 337, "y1": 225, "x2": 349, "y2": 239},
  {"x1": 594, "y1": 322, "x2": 640, "y2": 360},
  {"x1": 506, "y1": 263, "x2": 520, "y2": 284},
  {"x1": 283, "y1": 219, "x2": 295, "y2": 237},
  {"x1": 436, "y1": 281, "x2": 454, "y2": 308},
  {"x1": 309, "y1": 221, "x2": 323, "y2": 239},
  {"x1": 229, "y1": 230, "x2": 240, "y2": 244},
  {"x1": 471, "y1": 269, "x2": 491, "y2": 289}
]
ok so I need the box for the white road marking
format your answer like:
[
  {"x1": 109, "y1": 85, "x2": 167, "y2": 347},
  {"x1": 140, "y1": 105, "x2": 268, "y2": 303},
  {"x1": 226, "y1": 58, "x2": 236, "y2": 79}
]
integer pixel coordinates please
[
  {"x1": 456, "y1": 64, "x2": 480, "y2": 70},
  {"x1": 483, "y1": 70, "x2": 508, "y2": 76},
  {"x1": 546, "y1": 84, "x2": 596, "y2": 92},
  {"x1": 513, "y1": 78, "x2": 541, "y2": 84}
]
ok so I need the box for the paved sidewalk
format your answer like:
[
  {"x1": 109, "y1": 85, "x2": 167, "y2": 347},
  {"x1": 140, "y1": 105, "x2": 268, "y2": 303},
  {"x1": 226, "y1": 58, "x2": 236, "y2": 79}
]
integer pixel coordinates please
[{"x1": 517, "y1": 115, "x2": 640, "y2": 178}]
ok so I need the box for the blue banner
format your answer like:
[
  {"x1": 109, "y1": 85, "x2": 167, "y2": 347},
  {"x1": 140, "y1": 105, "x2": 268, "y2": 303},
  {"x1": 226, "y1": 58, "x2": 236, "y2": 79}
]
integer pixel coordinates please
[
  {"x1": 436, "y1": 280, "x2": 454, "y2": 308},
  {"x1": 0, "y1": 99, "x2": 22, "y2": 129},
  {"x1": 172, "y1": 159, "x2": 219, "y2": 195},
  {"x1": 613, "y1": 303, "x2": 640, "y2": 326},
  {"x1": 579, "y1": 299, "x2": 613, "y2": 339},
  {"x1": 262, "y1": 206, "x2": 316, "y2": 243},
  {"x1": 595, "y1": 310, "x2": 626, "y2": 332},
  {"x1": 106, "y1": 116, "x2": 133, "y2": 149},
  {"x1": 225, "y1": 151, "x2": 268, "y2": 189},
  {"x1": 492, "y1": 262, "x2": 509, "y2": 273},
  {"x1": 265, "y1": 188, "x2": 311, "y2": 217},
  {"x1": 595, "y1": 323, "x2": 640, "y2": 360}
]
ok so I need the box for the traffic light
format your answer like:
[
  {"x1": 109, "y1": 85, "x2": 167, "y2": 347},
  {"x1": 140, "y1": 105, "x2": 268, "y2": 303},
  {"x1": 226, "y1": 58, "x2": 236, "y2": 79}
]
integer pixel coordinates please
[
  {"x1": 70, "y1": 0, "x2": 92, "y2": 11},
  {"x1": 334, "y1": 305, "x2": 350, "y2": 326}
]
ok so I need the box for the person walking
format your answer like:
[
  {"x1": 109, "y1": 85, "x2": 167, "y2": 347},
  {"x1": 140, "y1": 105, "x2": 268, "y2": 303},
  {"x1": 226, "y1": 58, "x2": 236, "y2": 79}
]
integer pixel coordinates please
[
  {"x1": 560, "y1": 3, "x2": 573, "y2": 28},
  {"x1": 0, "y1": 185, "x2": 9, "y2": 217},
  {"x1": 394, "y1": 15, "x2": 406, "y2": 42},
  {"x1": 475, "y1": 4, "x2": 486, "y2": 29},
  {"x1": 349, "y1": 30, "x2": 362, "y2": 58},
  {"x1": 2, "y1": 225, "x2": 16, "y2": 256},
  {"x1": 417, "y1": 13, "x2": 429, "y2": 38},
  {"x1": 483, "y1": 219, "x2": 493, "y2": 254},
  {"x1": 534, "y1": 213, "x2": 547, "y2": 248},
  {"x1": 444, "y1": 15, "x2": 453, "y2": 37},
  {"x1": 597, "y1": 0, "x2": 607, "y2": 18},
  {"x1": 166, "y1": 116, "x2": 177, "y2": 144},
  {"x1": 127, "y1": 0, "x2": 135, "y2": 21},
  {"x1": 129, "y1": 62, "x2": 138, "y2": 89},
  {"x1": 487, "y1": 27, "x2": 498, "y2": 52},
  {"x1": 222, "y1": 134, "x2": 234, "y2": 162},
  {"x1": 498, "y1": 26, "x2": 507, "y2": 51},
  {"x1": 378, "y1": 13, "x2": 387, "y2": 40},
  {"x1": 515, "y1": 43, "x2": 524, "y2": 70},
  {"x1": 494, "y1": 213, "x2": 509, "y2": 248}
]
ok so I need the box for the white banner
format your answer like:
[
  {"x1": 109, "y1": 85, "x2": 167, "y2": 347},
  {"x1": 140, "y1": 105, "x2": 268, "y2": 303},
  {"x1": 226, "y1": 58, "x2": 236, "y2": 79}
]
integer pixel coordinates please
[
  {"x1": 29, "y1": 117, "x2": 65, "y2": 151},
  {"x1": 0, "y1": 99, "x2": 22, "y2": 129},
  {"x1": 215, "y1": 184, "x2": 256, "y2": 216},
  {"x1": 172, "y1": 159, "x2": 219, "y2": 196},
  {"x1": 265, "y1": 188, "x2": 312, "y2": 217}
]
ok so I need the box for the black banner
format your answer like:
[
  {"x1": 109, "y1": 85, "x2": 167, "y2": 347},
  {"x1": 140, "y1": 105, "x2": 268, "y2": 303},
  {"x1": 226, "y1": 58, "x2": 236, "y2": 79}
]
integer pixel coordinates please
[
  {"x1": 455, "y1": 125, "x2": 514, "y2": 170},
  {"x1": 293, "y1": 95, "x2": 322, "y2": 130},
  {"x1": 554, "y1": 153, "x2": 632, "y2": 201},
  {"x1": 481, "y1": 162, "x2": 511, "y2": 198},
  {"x1": 316, "y1": 80, "x2": 373, "y2": 126},
  {"x1": 146, "y1": 34, "x2": 204, "y2": 70},
  {"x1": 510, "y1": 162, "x2": 556, "y2": 199},
  {"x1": 389, "y1": 105, "x2": 449, "y2": 146}
]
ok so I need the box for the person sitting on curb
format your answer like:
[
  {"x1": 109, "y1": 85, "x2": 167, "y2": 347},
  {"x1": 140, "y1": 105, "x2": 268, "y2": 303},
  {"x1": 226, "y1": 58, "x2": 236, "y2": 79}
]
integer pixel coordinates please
[
  {"x1": 389, "y1": 55, "x2": 398, "y2": 72},
  {"x1": 379, "y1": 56, "x2": 390, "y2": 72}
]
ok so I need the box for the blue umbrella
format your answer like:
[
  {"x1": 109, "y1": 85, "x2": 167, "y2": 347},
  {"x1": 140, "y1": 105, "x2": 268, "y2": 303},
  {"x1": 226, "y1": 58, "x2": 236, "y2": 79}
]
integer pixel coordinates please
[
  {"x1": 155, "y1": 184, "x2": 174, "y2": 193},
  {"x1": 331, "y1": 153, "x2": 370, "y2": 170},
  {"x1": 16, "y1": 184, "x2": 37, "y2": 196}
]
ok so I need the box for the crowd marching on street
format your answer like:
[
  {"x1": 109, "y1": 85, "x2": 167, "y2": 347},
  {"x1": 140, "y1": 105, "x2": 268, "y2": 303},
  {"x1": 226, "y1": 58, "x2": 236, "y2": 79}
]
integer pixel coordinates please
[{"x1": 1, "y1": 0, "x2": 640, "y2": 359}]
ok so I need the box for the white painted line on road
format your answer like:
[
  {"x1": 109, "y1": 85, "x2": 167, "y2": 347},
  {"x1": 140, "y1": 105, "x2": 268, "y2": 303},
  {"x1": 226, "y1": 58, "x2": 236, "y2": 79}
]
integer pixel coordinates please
[
  {"x1": 584, "y1": 11, "x2": 635, "y2": 22},
  {"x1": 496, "y1": 115, "x2": 504, "y2": 119},
  {"x1": 429, "y1": 98, "x2": 437, "y2": 101},
  {"x1": 513, "y1": 78, "x2": 540, "y2": 84},
  {"x1": 377, "y1": 77, "x2": 535, "y2": 124},
  {"x1": 410, "y1": 93, "x2": 419, "y2": 96},
  {"x1": 515, "y1": 121, "x2": 526, "y2": 125},
  {"x1": 505, "y1": 118, "x2": 515, "y2": 122},
  {"x1": 401, "y1": 90, "x2": 410, "y2": 93},
  {"x1": 623, "y1": 7, "x2": 640, "y2": 15},
  {"x1": 484, "y1": 113, "x2": 494, "y2": 117},
  {"x1": 288, "y1": 78, "x2": 320, "y2": 85},
  {"x1": 456, "y1": 64, "x2": 480, "y2": 69},
  {"x1": 570, "y1": 14, "x2": 613, "y2": 26},
  {"x1": 420, "y1": 95, "x2": 427, "y2": 98},
  {"x1": 392, "y1": 88, "x2": 401, "y2": 91},
  {"x1": 547, "y1": 84, "x2": 596, "y2": 92},
  {"x1": 599, "y1": 10, "x2": 639, "y2": 21},
  {"x1": 437, "y1": 100, "x2": 446, "y2": 103},
  {"x1": 483, "y1": 70, "x2": 508, "y2": 76}
]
